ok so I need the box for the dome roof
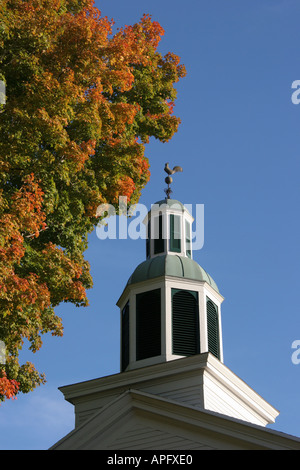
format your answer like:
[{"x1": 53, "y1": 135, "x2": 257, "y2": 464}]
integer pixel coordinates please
[
  {"x1": 127, "y1": 254, "x2": 219, "y2": 292},
  {"x1": 151, "y1": 199, "x2": 186, "y2": 211}
]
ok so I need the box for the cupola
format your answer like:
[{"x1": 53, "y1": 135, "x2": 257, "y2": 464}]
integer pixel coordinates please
[
  {"x1": 145, "y1": 199, "x2": 193, "y2": 259},
  {"x1": 51, "y1": 164, "x2": 287, "y2": 451},
  {"x1": 117, "y1": 185, "x2": 224, "y2": 372}
]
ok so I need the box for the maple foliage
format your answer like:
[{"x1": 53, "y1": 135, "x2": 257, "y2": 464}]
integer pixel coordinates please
[
  {"x1": 0, "y1": 0, "x2": 186, "y2": 401},
  {"x1": 0, "y1": 371, "x2": 19, "y2": 401}
]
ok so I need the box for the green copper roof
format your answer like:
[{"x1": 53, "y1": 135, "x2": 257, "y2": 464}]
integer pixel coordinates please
[
  {"x1": 127, "y1": 254, "x2": 219, "y2": 292},
  {"x1": 151, "y1": 199, "x2": 186, "y2": 211}
]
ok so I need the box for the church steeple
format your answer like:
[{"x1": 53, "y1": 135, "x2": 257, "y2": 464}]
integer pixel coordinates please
[
  {"x1": 117, "y1": 168, "x2": 224, "y2": 373},
  {"x1": 52, "y1": 165, "x2": 286, "y2": 450}
]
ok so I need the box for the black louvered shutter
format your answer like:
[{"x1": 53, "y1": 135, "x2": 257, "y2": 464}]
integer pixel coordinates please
[
  {"x1": 172, "y1": 289, "x2": 199, "y2": 356},
  {"x1": 136, "y1": 289, "x2": 161, "y2": 361},
  {"x1": 154, "y1": 214, "x2": 164, "y2": 254},
  {"x1": 121, "y1": 302, "x2": 129, "y2": 372},
  {"x1": 170, "y1": 214, "x2": 181, "y2": 253},
  {"x1": 146, "y1": 219, "x2": 150, "y2": 259},
  {"x1": 207, "y1": 298, "x2": 220, "y2": 359}
]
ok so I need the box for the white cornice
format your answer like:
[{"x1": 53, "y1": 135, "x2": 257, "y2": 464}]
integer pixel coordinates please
[
  {"x1": 58, "y1": 353, "x2": 278, "y2": 428},
  {"x1": 116, "y1": 275, "x2": 223, "y2": 307}
]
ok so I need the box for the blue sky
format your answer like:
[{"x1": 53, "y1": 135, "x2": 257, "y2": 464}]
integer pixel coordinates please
[{"x1": 1, "y1": 0, "x2": 300, "y2": 449}]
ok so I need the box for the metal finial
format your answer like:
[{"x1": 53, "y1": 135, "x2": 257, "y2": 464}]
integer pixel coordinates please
[{"x1": 164, "y1": 162, "x2": 183, "y2": 199}]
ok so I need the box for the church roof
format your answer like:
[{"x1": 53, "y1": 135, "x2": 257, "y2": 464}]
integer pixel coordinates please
[
  {"x1": 50, "y1": 389, "x2": 296, "y2": 450},
  {"x1": 126, "y1": 254, "x2": 219, "y2": 292},
  {"x1": 50, "y1": 354, "x2": 300, "y2": 450}
]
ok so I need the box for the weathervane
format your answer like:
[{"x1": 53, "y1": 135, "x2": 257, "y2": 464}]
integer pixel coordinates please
[{"x1": 164, "y1": 162, "x2": 183, "y2": 199}]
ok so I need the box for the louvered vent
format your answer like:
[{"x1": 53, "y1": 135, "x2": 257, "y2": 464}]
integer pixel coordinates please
[
  {"x1": 172, "y1": 289, "x2": 199, "y2": 356},
  {"x1": 121, "y1": 302, "x2": 129, "y2": 372},
  {"x1": 207, "y1": 298, "x2": 220, "y2": 359},
  {"x1": 154, "y1": 214, "x2": 165, "y2": 254},
  {"x1": 146, "y1": 220, "x2": 150, "y2": 259},
  {"x1": 136, "y1": 289, "x2": 161, "y2": 361},
  {"x1": 170, "y1": 214, "x2": 181, "y2": 253}
]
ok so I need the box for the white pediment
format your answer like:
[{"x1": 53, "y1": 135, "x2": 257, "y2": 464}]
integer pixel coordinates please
[{"x1": 50, "y1": 388, "x2": 300, "y2": 450}]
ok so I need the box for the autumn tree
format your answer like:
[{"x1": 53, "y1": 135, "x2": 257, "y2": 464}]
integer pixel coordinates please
[{"x1": 0, "y1": 0, "x2": 186, "y2": 401}]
